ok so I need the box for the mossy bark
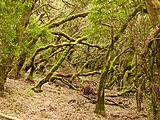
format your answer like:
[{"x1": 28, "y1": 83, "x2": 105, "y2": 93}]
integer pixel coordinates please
[
  {"x1": 149, "y1": 39, "x2": 160, "y2": 120},
  {"x1": 32, "y1": 46, "x2": 72, "y2": 92},
  {"x1": 26, "y1": 64, "x2": 36, "y2": 83},
  {"x1": 0, "y1": 56, "x2": 13, "y2": 97},
  {"x1": 14, "y1": 51, "x2": 27, "y2": 79},
  {"x1": 144, "y1": 0, "x2": 160, "y2": 119},
  {"x1": 0, "y1": 66, "x2": 6, "y2": 97},
  {"x1": 94, "y1": 65, "x2": 108, "y2": 116},
  {"x1": 95, "y1": 46, "x2": 111, "y2": 116},
  {"x1": 135, "y1": 74, "x2": 143, "y2": 112},
  {"x1": 11, "y1": 0, "x2": 38, "y2": 79}
]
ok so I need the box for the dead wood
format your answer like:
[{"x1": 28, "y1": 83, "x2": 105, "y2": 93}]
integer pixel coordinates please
[{"x1": 0, "y1": 113, "x2": 22, "y2": 120}]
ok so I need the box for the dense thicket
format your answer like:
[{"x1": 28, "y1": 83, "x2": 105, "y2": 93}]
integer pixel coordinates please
[{"x1": 1, "y1": 0, "x2": 160, "y2": 119}]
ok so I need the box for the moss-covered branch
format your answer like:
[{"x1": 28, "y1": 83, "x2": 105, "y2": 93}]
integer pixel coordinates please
[
  {"x1": 51, "y1": 30, "x2": 105, "y2": 49},
  {"x1": 51, "y1": 31, "x2": 75, "y2": 42},
  {"x1": 78, "y1": 71, "x2": 101, "y2": 76},
  {"x1": 25, "y1": 35, "x2": 87, "y2": 78},
  {"x1": 32, "y1": 46, "x2": 72, "y2": 92},
  {"x1": 32, "y1": 37, "x2": 86, "y2": 92},
  {"x1": 31, "y1": 41, "x2": 83, "y2": 63},
  {"x1": 55, "y1": 71, "x2": 101, "y2": 78},
  {"x1": 109, "y1": 47, "x2": 130, "y2": 71},
  {"x1": 26, "y1": 44, "x2": 72, "y2": 82},
  {"x1": 44, "y1": 11, "x2": 89, "y2": 28},
  {"x1": 79, "y1": 41, "x2": 103, "y2": 49},
  {"x1": 105, "y1": 85, "x2": 134, "y2": 97},
  {"x1": 34, "y1": 48, "x2": 64, "y2": 65}
]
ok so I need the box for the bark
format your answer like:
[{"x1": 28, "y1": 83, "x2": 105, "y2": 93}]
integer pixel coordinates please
[
  {"x1": 144, "y1": 0, "x2": 160, "y2": 119},
  {"x1": 0, "y1": 55, "x2": 13, "y2": 97},
  {"x1": 94, "y1": 64, "x2": 108, "y2": 116},
  {"x1": 94, "y1": 23, "x2": 114, "y2": 116},
  {"x1": 0, "y1": 65, "x2": 6, "y2": 97}
]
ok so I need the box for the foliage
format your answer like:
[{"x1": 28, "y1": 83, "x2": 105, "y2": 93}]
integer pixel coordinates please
[{"x1": 0, "y1": 0, "x2": 33, "y2": 55}]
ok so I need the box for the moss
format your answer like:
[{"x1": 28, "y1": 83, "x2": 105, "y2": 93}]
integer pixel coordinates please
[
  {"x1": 26, "y1": 74, "x2": 34, "y2": 83},
  {"x1": 32, "y1": 86, "x2": 42, "y2": 93},
  {"x1": 94, "y1": 107, "x2": 106, "y2": 116}
]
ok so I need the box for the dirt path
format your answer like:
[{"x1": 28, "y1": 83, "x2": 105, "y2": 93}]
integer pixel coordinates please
[{"x1": 0, "y1": 75, "x2": 148, "y2": 120}]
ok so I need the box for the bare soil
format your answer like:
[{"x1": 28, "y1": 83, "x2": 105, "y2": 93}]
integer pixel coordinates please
[{"x1": 0, "y1": 74, "x2": 148, "y2": 120}]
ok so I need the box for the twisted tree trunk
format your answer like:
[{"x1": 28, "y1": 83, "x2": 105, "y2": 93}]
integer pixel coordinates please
[{"x1": 32, "y1": 46, "x2": 72, "y2": 92}]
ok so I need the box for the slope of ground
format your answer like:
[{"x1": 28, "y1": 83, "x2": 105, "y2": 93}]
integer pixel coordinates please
[{"x1": 0, "y1": 74, "x2": 148, "y2": 120}]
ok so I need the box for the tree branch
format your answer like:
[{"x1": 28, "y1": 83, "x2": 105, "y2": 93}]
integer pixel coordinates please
[
  {"x1": 51, "y1": 31, "x2": 104, "y2": 49},
  {"x1": 51, "y1": 31, "x2": 75, "y2": 42},
  {"x1": 114, "y1": 4, "x2": 144, "y2": 42},
  {"x1": 44, "y1": 12, "x2": 89, "y2": 28}
]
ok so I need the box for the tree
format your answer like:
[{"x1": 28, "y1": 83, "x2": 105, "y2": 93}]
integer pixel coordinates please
[
  {"x1": 88, "y1": 0, "x2": 145, "y2": 115},
  {"x1": 0, "y1": 0, "x2": 29, "y2": 96},
  {"x1": 143, "y1": 0, "x2": 160, "y2": 119}
]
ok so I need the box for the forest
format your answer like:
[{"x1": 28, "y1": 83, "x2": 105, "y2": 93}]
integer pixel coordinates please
[{"x1": 0, "y1": 0, "x2": 160, "y2": 120}]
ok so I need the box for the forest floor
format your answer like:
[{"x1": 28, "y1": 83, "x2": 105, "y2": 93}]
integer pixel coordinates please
[{"x1": 0, "y1": 72, "x2": 148, "y2": 120}]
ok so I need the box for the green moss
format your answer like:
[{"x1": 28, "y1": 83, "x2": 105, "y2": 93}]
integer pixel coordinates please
[
  {"x1": 94, "y1": 105, "x2": 106, "y2": 116},
  {"x1": 26, "y1": 74, "x2": 34, "y2": 83},
  {"x1": 31, "y1": 86, "x2": 42, "y2": 93}
]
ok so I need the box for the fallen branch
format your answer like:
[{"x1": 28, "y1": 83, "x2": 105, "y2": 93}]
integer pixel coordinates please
[
  {"x1": 121, "y1": 114, "x2": 147, "y2": 119},
  {"x1": 50, "y1": 76, "x2": 79, "y2": 90},
  {"x1": 105, "y1": 86, "x2": 134, "y2": 97},
  {"x1": 53, "y1": 71, "x2": 101, "y2": 80},
  {"x1": 81, "y1": 94, "x2": 126, "y2": 109},
  {"x1": 78, "y1": 71, "x2": 101, "y2": 76},
  {"x1": 106, "y1": 98, "x2": 126, "y2": 109},
  {"x1": 0, "y1": 112, "x2": 22, "y2": 120}
]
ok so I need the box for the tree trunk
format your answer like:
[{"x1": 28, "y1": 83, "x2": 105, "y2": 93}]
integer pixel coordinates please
[
  {"x1": 150, "y1": 39, "x2": 160, "y2": 120},
  {"x1": 14, "y1": 51, "x2": 27, "y2": 79},
  {"x1": 0, "y1": 55, "x2": 13, "y2": 97},
  {"x1": 94, "y1": 65, "x2": 108, "y2": 116},
  {"x1": 11, "y1": 0, "x2": 38, "y2": 79},
  {"x1": 144, "y1": 0, "x2": 160, "y2": 119},
  {"x1": 0, "y1": 66, "x2": 6, "y2": 97}
]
